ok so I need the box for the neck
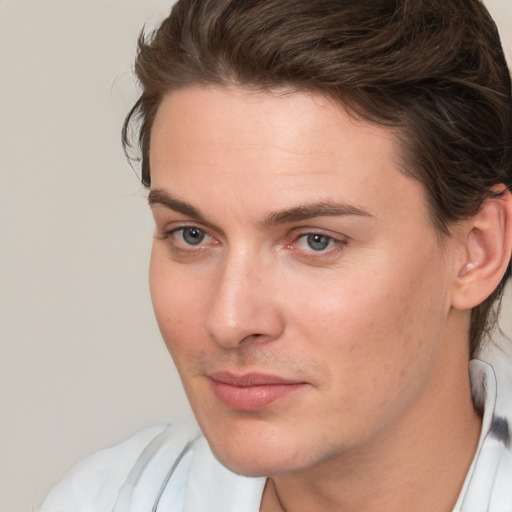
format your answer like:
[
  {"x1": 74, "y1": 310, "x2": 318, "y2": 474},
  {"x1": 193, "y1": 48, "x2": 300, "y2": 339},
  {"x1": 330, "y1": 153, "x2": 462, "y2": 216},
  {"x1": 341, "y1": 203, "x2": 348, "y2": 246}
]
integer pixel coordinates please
[{"x1": 260, "y1": 325, "x2": 482, "y2": 512}]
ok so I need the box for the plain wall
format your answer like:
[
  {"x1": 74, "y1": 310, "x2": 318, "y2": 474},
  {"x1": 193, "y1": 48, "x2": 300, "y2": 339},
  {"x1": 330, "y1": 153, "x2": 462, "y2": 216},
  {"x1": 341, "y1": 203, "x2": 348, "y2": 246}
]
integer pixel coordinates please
[
  {"x1": 0, "y1": 1, "x2": 511, "y2": 511},
  {"x1": 0, "y1": 2, "x2": 190, "y2": 511}
]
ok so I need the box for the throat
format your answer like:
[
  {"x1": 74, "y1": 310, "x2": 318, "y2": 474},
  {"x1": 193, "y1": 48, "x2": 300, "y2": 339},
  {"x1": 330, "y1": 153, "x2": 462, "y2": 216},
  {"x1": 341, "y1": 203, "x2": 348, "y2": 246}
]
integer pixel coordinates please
[
  {"x1": 260, "y1": 478, "x2": 286, "y2": 512},
  {"x1": 259, "y1": 406, "x2": 482, "y2": 512}
]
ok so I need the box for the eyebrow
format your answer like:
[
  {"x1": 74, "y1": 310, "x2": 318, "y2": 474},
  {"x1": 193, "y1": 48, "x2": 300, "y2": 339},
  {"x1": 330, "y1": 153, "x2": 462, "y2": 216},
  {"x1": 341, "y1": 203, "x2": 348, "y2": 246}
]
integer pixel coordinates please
[
  {"x1": 148, "y1": 188, "x2": 374, "y2": 226},
  {"x1": 148, "y1": 189, "x2": 207, "y2": 222},
  {"x1": 262, "y1": 201, "x2": 374, "y2": 227}
]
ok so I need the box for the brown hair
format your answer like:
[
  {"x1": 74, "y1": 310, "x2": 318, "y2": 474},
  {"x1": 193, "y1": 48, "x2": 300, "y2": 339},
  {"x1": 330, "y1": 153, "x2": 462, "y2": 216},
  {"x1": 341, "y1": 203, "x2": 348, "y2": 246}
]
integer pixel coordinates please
[{"x1": 123, "y1": 0, "x2": 512, "y2": 356}]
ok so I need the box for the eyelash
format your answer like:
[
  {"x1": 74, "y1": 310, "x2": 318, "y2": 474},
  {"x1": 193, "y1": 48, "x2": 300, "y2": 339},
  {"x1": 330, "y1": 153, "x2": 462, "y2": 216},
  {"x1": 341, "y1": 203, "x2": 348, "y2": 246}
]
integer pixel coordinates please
[
  {"x1": 158, "y1": 226, "x2": 215, "y2": 251},
  {"x1": 292, "y1": 233, "x2": 347, "y2": 257},
  {"x1": 157, "y1": 225, "x2": 347, "y2": 259}
]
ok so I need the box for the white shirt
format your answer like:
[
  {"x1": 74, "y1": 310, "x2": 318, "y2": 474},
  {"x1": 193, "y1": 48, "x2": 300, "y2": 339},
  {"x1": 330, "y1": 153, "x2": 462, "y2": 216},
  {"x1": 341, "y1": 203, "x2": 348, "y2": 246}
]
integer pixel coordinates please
[{"x1": 40, "y1": 360, "x2": 512, "y2": 512}]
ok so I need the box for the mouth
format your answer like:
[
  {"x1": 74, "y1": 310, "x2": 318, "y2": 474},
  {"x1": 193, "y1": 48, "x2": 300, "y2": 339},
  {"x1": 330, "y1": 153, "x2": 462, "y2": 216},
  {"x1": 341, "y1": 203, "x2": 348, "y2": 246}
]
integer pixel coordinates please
[{"x1": 207, "y1": 371, "x2": 308, "y2": 411}]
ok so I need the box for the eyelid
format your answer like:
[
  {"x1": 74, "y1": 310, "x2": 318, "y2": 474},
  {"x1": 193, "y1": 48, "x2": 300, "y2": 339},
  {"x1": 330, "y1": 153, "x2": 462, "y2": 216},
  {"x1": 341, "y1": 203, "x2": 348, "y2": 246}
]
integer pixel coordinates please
[
  {"x1": 286, "y1": 228, "x2": 348, "y2": 258},
  {"x1": 288, "y1": 226, "x2": 349, "y2": 243},
  {"x1": 156, "y1": 223, "x2": 218, "y2": 248},
  {"x1": 154, "y1": 221, "x2": 348, "y2": 259},
  {"x1": 151, "y1": 205, "x2": 223, "y2": 238}
]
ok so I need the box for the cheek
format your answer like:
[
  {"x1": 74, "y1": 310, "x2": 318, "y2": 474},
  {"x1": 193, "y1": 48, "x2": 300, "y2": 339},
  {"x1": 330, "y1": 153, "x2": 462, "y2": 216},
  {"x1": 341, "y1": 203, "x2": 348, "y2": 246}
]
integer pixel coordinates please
[
  {"x1": 149, "y1": 250, "x2": 211, "y2": 359},
  {"x1": 286, "y1": 256, "x2": 450, "y2": 400}
]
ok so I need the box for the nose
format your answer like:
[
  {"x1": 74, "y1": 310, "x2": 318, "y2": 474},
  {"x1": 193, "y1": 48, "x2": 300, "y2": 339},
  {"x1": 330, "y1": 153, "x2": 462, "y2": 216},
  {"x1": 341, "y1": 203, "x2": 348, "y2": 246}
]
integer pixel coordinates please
[{"x1": 204, "y1": 252, "x2": 285, "y2": 349}]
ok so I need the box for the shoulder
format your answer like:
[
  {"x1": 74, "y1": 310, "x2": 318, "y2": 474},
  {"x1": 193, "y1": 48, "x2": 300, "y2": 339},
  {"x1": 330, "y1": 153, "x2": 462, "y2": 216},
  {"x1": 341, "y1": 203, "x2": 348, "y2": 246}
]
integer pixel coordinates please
[
  {"x1": 457, "y1": 358, "x2": 512, "y2": 511},
  {"x1": 39, "y1": 423, "x2": 200, "y2": 512}
]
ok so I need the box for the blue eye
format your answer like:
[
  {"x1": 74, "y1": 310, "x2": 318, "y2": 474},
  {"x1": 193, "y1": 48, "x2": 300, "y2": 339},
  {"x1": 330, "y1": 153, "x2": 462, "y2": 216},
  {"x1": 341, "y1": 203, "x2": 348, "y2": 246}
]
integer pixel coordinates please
[
  {"x1": 306, "y1": 234, "x2": 332, "y2": 251},
  {"x1": 179, "y1": 227, "x2": 206, "y2": 245},
  {"x1": 299, "y1": 233, "x2": 335, "y2": 251}
]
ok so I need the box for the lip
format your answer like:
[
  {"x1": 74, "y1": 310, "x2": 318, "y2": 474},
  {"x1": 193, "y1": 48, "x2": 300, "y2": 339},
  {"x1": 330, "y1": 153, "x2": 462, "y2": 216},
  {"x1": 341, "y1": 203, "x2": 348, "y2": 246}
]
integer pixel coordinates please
[{"x1": 208, "y1": 372, "x2": 307, "y2": 411}]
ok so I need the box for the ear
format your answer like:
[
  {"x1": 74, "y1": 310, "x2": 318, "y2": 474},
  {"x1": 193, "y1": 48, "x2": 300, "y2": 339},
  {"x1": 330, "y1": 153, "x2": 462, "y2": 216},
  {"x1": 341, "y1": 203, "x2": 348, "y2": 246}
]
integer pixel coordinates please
[{"x1": 451, "y1": 185, "x2": 512, "y2": 310}]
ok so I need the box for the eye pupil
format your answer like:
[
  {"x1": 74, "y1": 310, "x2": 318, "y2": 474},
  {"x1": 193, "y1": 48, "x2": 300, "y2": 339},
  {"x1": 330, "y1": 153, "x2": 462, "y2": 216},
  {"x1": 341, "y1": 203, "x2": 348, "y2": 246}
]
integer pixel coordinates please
[
  {"x1": 307, "y1": 234, "x2": 330, "y2": 251},
  {"x1": 183, "y1": 228, "x2": 205, "y2": 245}
]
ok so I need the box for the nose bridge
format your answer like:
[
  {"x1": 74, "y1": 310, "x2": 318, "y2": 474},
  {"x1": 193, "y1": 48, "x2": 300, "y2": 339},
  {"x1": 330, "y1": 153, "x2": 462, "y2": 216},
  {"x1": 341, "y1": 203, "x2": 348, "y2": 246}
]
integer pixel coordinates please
[{"x1": 204, "y1": 246, "x2": 283, "y2": 348}]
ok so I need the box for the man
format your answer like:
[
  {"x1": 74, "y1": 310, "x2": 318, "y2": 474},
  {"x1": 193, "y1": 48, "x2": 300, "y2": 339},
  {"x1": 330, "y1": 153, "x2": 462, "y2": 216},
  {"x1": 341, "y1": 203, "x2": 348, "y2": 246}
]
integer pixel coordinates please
[{"x1": 41, "y1": 0, "x2": 512, "y2": 511}]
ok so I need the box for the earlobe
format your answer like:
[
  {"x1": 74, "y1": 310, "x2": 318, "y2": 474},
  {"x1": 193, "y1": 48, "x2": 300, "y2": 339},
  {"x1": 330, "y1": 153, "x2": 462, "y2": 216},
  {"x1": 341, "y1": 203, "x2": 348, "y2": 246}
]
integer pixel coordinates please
[{"x1": 452, "y1": 186, "x2": 512, "y2": 310}]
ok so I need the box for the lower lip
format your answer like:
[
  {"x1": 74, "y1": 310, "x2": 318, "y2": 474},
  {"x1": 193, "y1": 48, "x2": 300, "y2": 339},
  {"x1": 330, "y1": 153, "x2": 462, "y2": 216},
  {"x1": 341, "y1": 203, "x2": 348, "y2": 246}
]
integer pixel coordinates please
[{"x1": 210, "y1": 380, "x2": 306, "y2": 411}]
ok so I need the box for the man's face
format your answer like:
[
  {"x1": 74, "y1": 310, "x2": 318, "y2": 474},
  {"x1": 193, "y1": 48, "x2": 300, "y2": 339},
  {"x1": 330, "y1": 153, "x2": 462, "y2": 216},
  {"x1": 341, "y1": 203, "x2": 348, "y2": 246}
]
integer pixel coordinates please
[{"x1": 149, "y1": 86, "x2": 462, "y2": 477}]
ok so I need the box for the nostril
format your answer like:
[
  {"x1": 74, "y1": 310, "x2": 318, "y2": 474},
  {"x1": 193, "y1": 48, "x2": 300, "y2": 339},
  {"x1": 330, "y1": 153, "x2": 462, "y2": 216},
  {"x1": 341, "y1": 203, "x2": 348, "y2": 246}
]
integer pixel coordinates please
[{"x1": 239, "y1": 333, "x2": 264, "y2": 344}]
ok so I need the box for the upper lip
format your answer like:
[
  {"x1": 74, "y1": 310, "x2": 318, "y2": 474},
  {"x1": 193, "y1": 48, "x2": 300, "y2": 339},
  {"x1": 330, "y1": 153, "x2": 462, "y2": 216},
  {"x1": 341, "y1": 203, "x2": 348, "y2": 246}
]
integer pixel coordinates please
[{"x1": 208, "y1": 371, "x2": 305, "y2": 387}]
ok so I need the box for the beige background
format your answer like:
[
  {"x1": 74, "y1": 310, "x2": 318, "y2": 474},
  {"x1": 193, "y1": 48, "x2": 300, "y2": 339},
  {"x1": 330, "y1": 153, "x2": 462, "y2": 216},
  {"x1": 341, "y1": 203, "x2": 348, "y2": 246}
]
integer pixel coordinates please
[{"x1": 0, "y1": 1, "x2": 511, "y2": 511}]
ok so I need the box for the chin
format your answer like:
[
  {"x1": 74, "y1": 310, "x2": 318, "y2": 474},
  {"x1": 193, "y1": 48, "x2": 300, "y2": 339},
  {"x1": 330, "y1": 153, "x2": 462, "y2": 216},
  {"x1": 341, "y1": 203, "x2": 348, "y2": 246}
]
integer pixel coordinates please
[
  {"x1": 211, "y1": 448, "x2": 292, "y2": 477},
  {"x1": 191, "y1": 396, "x2": 334, "y2": 477},
  {"x1": 203, "y1": 428, "x2": 317, "y2": 478}
]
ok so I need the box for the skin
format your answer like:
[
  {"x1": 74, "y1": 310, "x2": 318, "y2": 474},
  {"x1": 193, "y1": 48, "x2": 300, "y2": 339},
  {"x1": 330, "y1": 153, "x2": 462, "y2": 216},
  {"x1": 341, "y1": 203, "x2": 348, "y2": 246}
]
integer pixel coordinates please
[{"x1": 148, "y1": 85, "x2": 482, "y2": 512}]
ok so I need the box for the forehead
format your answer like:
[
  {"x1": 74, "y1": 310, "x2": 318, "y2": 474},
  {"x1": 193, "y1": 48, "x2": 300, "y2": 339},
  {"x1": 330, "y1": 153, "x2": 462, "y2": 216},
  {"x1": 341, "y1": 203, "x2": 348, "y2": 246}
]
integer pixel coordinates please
[
  {"x1": 149, "y1": 85, "x2": 428, "y2": 226},
  {"x1": 150, "y1": 85, "x2": 397, "y2": 160}
]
